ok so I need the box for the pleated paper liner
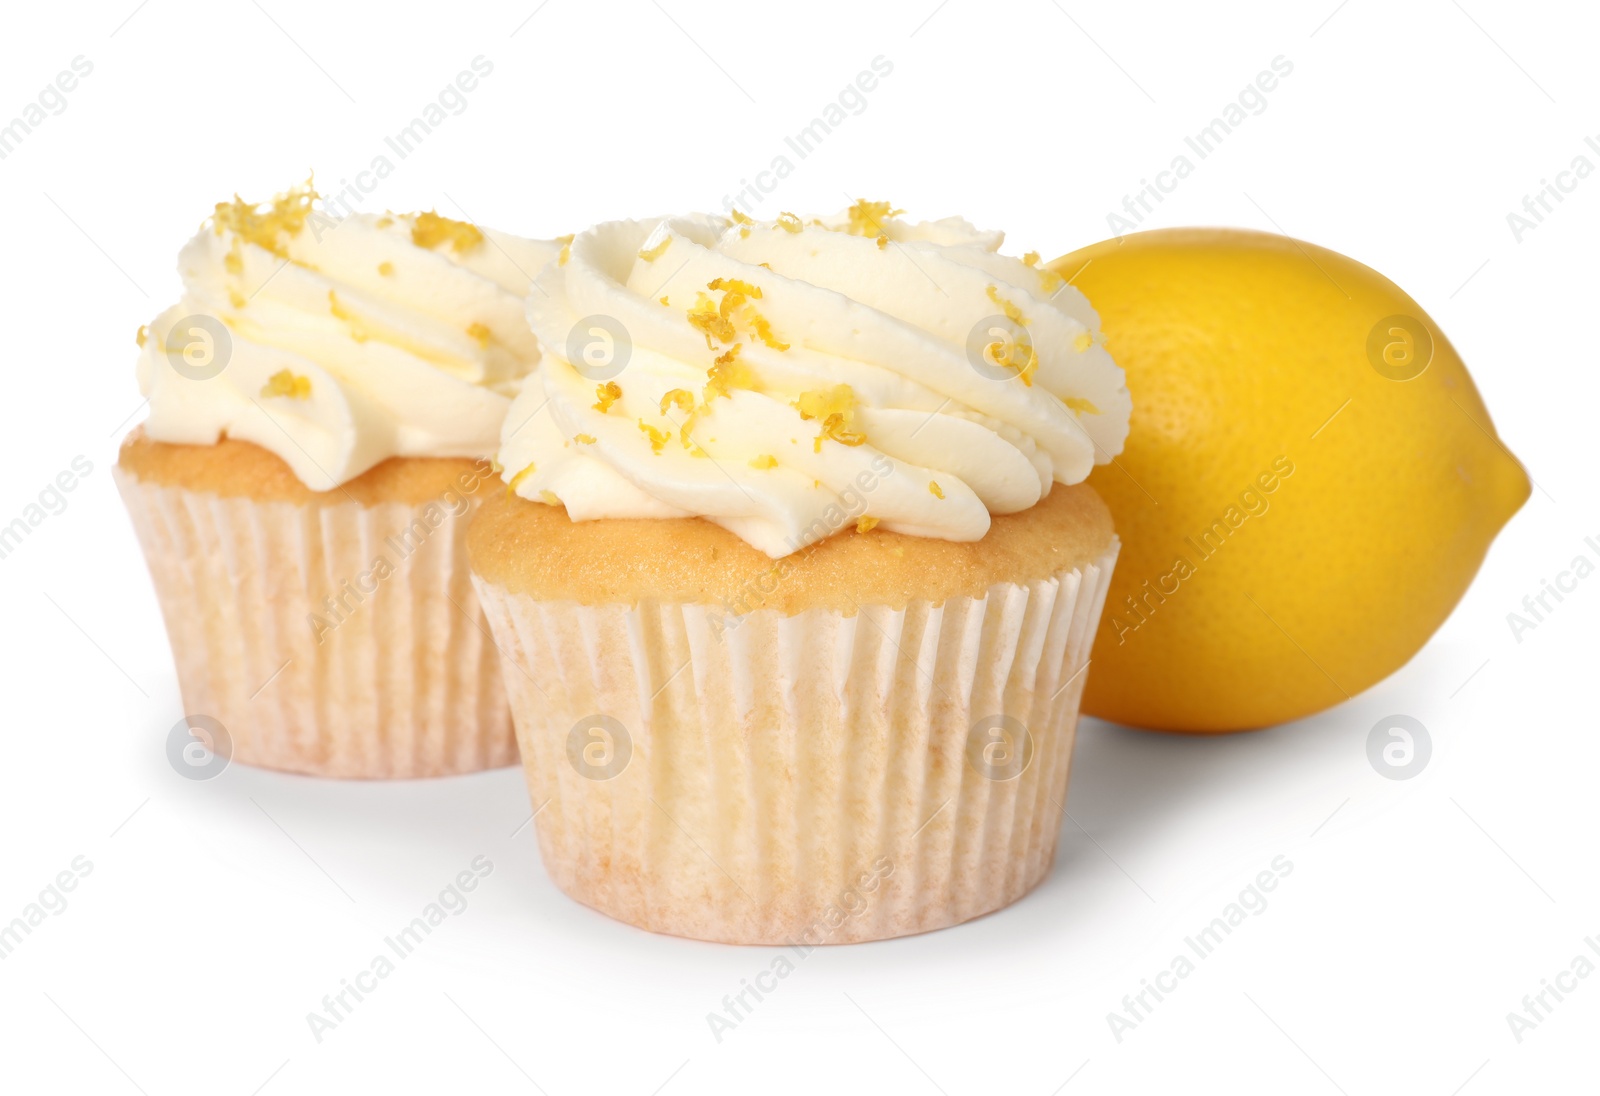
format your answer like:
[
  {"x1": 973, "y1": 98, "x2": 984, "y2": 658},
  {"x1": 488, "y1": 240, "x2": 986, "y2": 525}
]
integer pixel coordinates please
[
  {"x1": 475, "y1": 540, "x2": 1118, "y2": 944},
  {"x1": 116, "y1": 467, "x2": 516, "y2": 778}
]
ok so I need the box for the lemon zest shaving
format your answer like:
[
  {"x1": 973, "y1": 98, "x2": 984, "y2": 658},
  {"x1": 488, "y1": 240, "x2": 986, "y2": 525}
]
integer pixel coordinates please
[
  {"x1": 211, "y1": 176, "x2": 318, "y2": 258},
  {"x1": 929, "y1": 481, "x2": 944, "y2": 499},
  {"x1": 795, "y1": 384, "x2": 866, "y2": 452},
  {"x1": 845, "y1": 199, "x2": 904, "y2": 237},
  {"x1": 638, "y1": 236, "x2": 672, "y2": 262},
  {"x1": 638, "y1": 419, "x2": 670, "y2": 454},
  {"x1": 660, "y1": 389, "x2": 695, "y2": 416},
  {"x1": 750, "y1": 455, "x2": 778, "y2": 470},
  {"x1": 594, "y1": 382, "x2": 622, "y2": 413},
  {"x1": 705, "y1": 344, "x2": 754, "y2": 401},
  {"x1": 986, "y1": 284, "x2": 1025, "y2": 324},
  {"x1": 856, "y1": 516, "x2": 879, "y2": 533},
  {"x1": 507, "y1": 462, "x2": 537, "y2": 497},
  {"x1": 687, "y1": 292, "x2": 737, "y2": 348},
  {"x1": 261, "y1": 369, "x2": 312, "y2": 400},
  {"x1": 410, "y1": 211, "x2": 483, "y2": 253}
]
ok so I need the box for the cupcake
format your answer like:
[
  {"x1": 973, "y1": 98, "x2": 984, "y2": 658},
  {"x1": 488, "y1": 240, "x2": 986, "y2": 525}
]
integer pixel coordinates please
[
  {"x1": 117, "y1": 180, "x2": 563, "y2": 778},
  {"x1": 469, "y1": 203, "x2": 1130, "y2": 943}
]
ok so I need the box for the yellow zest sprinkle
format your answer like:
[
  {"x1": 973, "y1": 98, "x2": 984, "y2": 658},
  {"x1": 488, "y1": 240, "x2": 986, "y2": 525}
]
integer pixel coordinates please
[
  {"x1": 845, "y1": 199, "x2": 904, "y2": 238},
  {"x1": 739, "y1": 227, "x2": 751, "y2": 238},
  {"x1": 261, "y1": 369, "x2": 312, "y2": 400},
  {"x1": 135, "y1": 325, "x2": 148, "y2": 348},
  {"x1": 709, "y1": 277, "x2": 763, "y2": 304},
  {"x1": 467, "y1": 322, "x2": 492, "y2": 347},
  {"x1": 705, "y1": 343, "x2": 754, "y2": 401},
  {"x1": 537, "y1": 490, "x2": 559, "y2": 505},
  {"x1": 507, "y1": 462, "x2": 537, "y2": 496},
  {"x1": 986, "y1": 284, "x2": 1025, "y2": 324},
  {"x1": 557, "y1": 233, "x2": 574, "y2": 266},
  {"x1": 929, "y1": 481, "x2": 944, "y2": 499},
  {"x1": 410, "y1": 211, "x2": 483, "y2": 253},
  {"x1": 327, "y1": 290, "x2": 368, "y2": 342},
  {"x1": 638, "y1": 419, "x2": 670, "y2": 454},
  {"x1": 757, "y1": 262, "x2": 772, "y2": 270},
  {"x1": 375, "y1": 216, "x2": 393, "y2": 229},
  {"x1": 1063, "y1": 396, "x2": 1101, "y2": 415},
  {"x1": 594, "y1": 381, "x2": 622, "y2": 413},
  {"x1": 748, "y1": 311, "x2": 789, "y2": 351},
  {"x1": 730, "y1": 209, "x2": 752, "y2": 225},
  {"x1": 659, "y1": 295, "x2": 670, "y2": 306},
  {"x1": 776, "y1": 212, "x2": 803, "y2": 234},
  {"x1": 983, "y1": 331, "x2": 1037, "y2": 386},
  {"x1": 1022, "y1": 250, "x2": 1042, "y2": 267},
  {"x1": 211, "y1": 176, "x2": 318, "y2": 258},
  {"x1": 227, "y1": 288, "x2": 247, "y2": 309},
  {"x1": 750, "y1": 454, "x2": 778, "y2": 470},
  {"x1": 688, "y1": 292, "x2": 737, "y2": 348},
  {"x1": 574, "y1": 433, "x2": 597, "y2": 444},
  {"x1": 1073, "y1": 332, "x2": 1093, "y2": 352},
  {"x1": 876, "y1": 234, "x2": 888, "y2": 250},
  {"x1": 638, "y1": 236, "x2": 672, "y2": 262},
  {"x1": 856, "y1": 516, "x2": 879, "y2": 534},
  {"x1": 795, "y1": 384, "x2": 866, "y2": 452},
  {"x1": 660, "y1": 388, "x2": 696, "y2": 416},
  {"x1": 1039, "y1": 268, "x2": 1066, "y2": 293},
  {"x1": 223, "y1": 241, "x2": 244, "y2": 275},
  {"x1": 378, "y1": 261, "x2": 395, "y2": 277}
]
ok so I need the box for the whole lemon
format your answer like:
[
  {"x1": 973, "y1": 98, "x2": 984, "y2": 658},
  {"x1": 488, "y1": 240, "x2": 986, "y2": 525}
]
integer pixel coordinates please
[{"x1": 1049, "y1": 228, "x2": 1529, "y2": 732}]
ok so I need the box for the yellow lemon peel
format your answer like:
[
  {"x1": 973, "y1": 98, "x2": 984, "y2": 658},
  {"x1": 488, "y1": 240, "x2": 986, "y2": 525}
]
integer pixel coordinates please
[{"x1": 260, "y1": 369, "x2": 311, "y2": 400}]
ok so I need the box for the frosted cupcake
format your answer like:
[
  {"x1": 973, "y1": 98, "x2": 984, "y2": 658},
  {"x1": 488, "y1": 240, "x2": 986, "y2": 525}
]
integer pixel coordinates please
[
  {"x1": 470, "y1": 204, "x2": 1131, "y2": 942},
  {"x1": 117, "y1": 180, "x2": 563, "y2": 778}
]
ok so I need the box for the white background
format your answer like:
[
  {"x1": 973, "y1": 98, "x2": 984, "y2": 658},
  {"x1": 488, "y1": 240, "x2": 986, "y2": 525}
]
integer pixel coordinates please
[{"x1": 1, "y1": 1, "x2": 1595, "y2": 1093}]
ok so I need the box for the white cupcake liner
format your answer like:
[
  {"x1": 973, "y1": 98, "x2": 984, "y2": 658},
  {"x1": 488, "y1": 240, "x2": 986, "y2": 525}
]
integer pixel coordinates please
[
  {"x1": 115, "y1": 467, "x2": 516, "y2": 779},
  {"x1": 474, "y1": 539, "x2": 1118, "y2": 944}
]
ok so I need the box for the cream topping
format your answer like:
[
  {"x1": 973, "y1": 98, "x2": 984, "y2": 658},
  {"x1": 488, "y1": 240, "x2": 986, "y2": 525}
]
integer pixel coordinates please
[
  {"x1": 498, "y1": 203, "x2": 1130, "y2": 557},
  {"x1": 137, "y1": 181, "x2": 562, "y2": 488}
]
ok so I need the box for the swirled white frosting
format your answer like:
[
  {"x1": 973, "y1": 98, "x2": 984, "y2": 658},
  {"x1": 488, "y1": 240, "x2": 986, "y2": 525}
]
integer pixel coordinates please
[
  {"x1": 136, "y1": 183, "x2": 562, "y2": 488},
  {"x1": 498, "y1": 206, "x2": 1130, "y2": 558}
]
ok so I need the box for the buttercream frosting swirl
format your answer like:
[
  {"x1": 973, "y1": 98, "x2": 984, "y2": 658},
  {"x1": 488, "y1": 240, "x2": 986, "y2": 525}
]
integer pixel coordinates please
[
  {"x1": 498, "y1": 204, "x2": 1130, "y2": 558},
  {"x1": 137, "y1": 182, "x2": 562, "y2": 488}
]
